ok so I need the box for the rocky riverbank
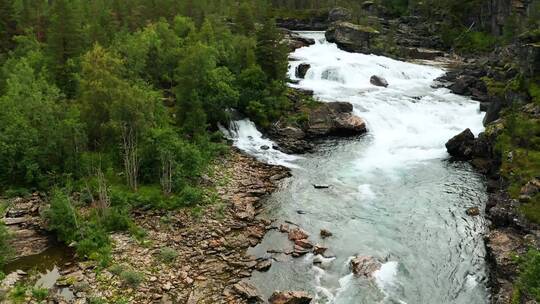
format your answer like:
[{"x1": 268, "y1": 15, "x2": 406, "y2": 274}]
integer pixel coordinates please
[
  {"x1": 1, "y1": 149, "x2": 296, "y2": 303},
  {"x1": 442, "y1": 35, "x2": 540, "y2": 303}
]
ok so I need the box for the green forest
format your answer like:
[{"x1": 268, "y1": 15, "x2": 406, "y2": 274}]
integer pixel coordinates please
[{"x1": 0, "y1": 0, "x2": 539, "y2": 303}]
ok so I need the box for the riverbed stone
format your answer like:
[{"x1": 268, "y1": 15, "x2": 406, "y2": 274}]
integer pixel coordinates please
[
  {"x1": 288, "y1": 228, "x2": 309, "y2": 241},
  {"x1": 370, "y1": 75, "x2": 389, "y2": 87},
  {"x1": 269, "y1": 290, "x2": 312, "y2": 304},
  {"x1": 350, "y1": 256, "x2": 381, "y2": 277}
]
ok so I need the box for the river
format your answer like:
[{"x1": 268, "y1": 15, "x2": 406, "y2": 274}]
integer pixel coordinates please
[{"x1": 224, "y1": 32, "x2": 489, "y2": 304}]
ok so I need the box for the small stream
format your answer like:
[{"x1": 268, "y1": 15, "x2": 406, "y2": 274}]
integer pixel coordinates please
[{"x1": 224, "y1": 32, "x2": 489, "y2": 304}]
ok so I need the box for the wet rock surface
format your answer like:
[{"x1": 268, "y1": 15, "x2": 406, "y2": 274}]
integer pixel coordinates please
[
  {"x1": 295, "y1": 63, "x2": 311, "y2": 79},
  {"x1": 268, "y1": 291, "x2": 312, "y2": 304},
  {"x1": 281, "y1": 29, "x2": 315, "y2": 52},
  {"x1": 325, "y1": 22, "x2": 380, "y2": 54},
  {"x1": 268, "y1": 89, "x2": 367, "y2": 154},
  {"x1": 350, "y1": 256, "x2": 381, "y2": 277},
  {"x1": 1, "y1": 193, "x2": 51, "y2": 258},
  {"x1": 370, "y1": 75, "x2": 388, "y2": 88}
]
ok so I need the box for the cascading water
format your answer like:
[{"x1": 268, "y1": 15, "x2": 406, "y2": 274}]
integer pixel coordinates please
[
  {"x1": 220, "y1": 119, "x2": 301, "y2": 168},
  {"x1": 226, "y1": 32, "x2": 489, "y2": 304}
]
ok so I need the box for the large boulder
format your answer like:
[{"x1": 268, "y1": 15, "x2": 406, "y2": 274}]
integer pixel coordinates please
[
  {"x1": 233, "y1": 281, "x2": 263, "y2": 302},
  {"x1": 269, "y1": 291, "x2": 312, "y2": 304},
  {"x1": 328, "y1": 7, "x2": 352, "y2": 23},
  {"x1": 370, "y1": 75, "x2": 388, "y2": 88},
  {"x1": 296, "y1": 63, "x2": 311, "y2": 79},
  {"x1": 401, "y1": 47, "x2": 445, "y2": 60},
  {"x1": 445, "y1": 128, "x2": 475, "y2": 159},
  {"x1": 325, "y1": 22, "x2": 380, "y2": 54},
  {"x1": 281, "y1": 29, "x2": 316, "y2": 52},
  {"x1": 350, "y1": 256, "x2": 381, "y2": 277},
  {"x1": 306, "y1": 102, "x2": 367, "y2": 137}
]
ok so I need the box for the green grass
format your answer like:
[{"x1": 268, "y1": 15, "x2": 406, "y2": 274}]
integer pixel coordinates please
[
  {"x1": 157, "y1": 247, "x2": 178, "y2": 264},
  {"x1": 514, "y1": 249, "x2": 540, "y2": 302},
  {"x1": 119, "y1": 270, "x2": 144, "y2": 287},
  {"x1": 31, "y1": 288, "x2": 49, "y2": 301},
  {"x1": 9, "y1": 284, "x2": 27, "y2": 303}
]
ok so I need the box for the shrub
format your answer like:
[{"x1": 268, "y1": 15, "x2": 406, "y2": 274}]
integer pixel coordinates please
[
  {"x1": 158, "y1": 247, "x2": 178, "y2": 264},
  {"x1": 99, "y1": 206, "x2": 132, "y2": 232},
  {"x1": 0, "y1": 223, "x2": 13, "y2": 269},
  {"x1": 9, "y1": 284, "x2": 27, "y2": 303},
  {"x1": 45, "y1": 189, "x2": 80, "y2": 243},
  {"x1": 119, "y1": 270, "x2": 144, "y2": 287},
  {"x1": 76, "y1": 222, "x2": 111, "y2": 264},
  {"x1": 109, "y1": 264, "x2": 126, "y2": 276},
  {"x1": 31, "y1": 288, "x2": 49, "y2": 301},
  {"x1": 515, "y1": 249, "x2": 540, "y2": 302}
]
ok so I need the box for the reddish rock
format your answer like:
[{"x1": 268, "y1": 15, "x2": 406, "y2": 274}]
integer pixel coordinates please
[
  {"x1": 313, "y1": 245, "x2": 327, "y2": 255},
  {"x1": 269, "y1": 291, "x2": 312, "y2": 304},
  {"x1": 288, "y1": 228, "x2": 309, "y2": 241},
  {"x1": 350, "y1": 256, "x2": 381, "y2": 277},
  {"x1": 294, "y1": 239, "x2": 313, "y2": 249}
]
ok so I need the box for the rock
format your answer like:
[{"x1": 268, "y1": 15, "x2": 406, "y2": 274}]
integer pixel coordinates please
[
  {"x1": 269, "y1": 291, "x2": 312, "y2": 304},
  {"x1": 306, "y1": 102, "x2": 367, "y2": 137},
  {"x1": 313, "y1": 245, "x2": 328, "y2": 255},
  {"x1": 261, "y1": 145, "x2": 270, "y2": 150},
  {"x1": 320, "y1": 229, "x2": 333, "y2": 238},
  {"x1": 325, "y1": 22, "x2": 380, "y2": 54},
  {"x1": 295, "y1": 63, "x2": 311, "y2": 79},
  {"x1": 401, "y1": 47, "x2": 445, "y2": 60},
  {"x1": 350, "y1": 256, "x2": 381, "y2": 277},
  {"x1": 281, "y1": 29, "x2": 316, "y2": 51},
  {"x1": 256, "y1": 259, "x2": 272, "y2": 272},
  {"x1": 519, "y1": 178, "x2": 540, "y2": 201},
  {"x1": 370, "y1": 75, "x2": 388, "y2": 88},
  {"x1": 233, "y1": 281, "x2": 263, "y2": 302},
  {"x1": 313, "y1": 184, "x2": 329, "y2": 189},
  {"x1": 288, "y1": 228, "x2": 309, "y2": 241},
  {"x1": 445, "y1": 129, "x2": 475, "y2": 159},
  {"x1": 328, "y1": 7, "x2": 352, "y2": 23},
  {"x1": 294, "y1": 239, "x2": 313, "y2": 249},
  {"x1": 292, "y1": 245, "x2": 311, "y2": 257},
  {"x1": 466, "y1": 207, "x2": 481, "y2": 216},
  {"x1": 334, "y1": 114, "x2": 367, "y2": 134},
  {"x1": 279, "y1": 224, "x2": 290, "y2": 233},
  {"x1": 486, "y1": 229, "x2": 526, "y2": 278}
]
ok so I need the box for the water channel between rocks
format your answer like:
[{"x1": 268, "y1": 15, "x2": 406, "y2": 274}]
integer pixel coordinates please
[{"x1": 225, "y1": 32, "x2": 489, "y2": 304}]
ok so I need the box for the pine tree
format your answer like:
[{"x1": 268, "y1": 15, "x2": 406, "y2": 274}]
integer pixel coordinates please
[
  {"x1": 255, "y1": 17, "x2": 288, "y2": 81},
  {"x1": 235, "y1": 2, "x2": 255, "y2": 35},
  {"x1": 0, "y1": 0, "x2": 18, "y2": 52},
  {"x1": 47, "y1": 0, "x2": 85, "y2": 96}
]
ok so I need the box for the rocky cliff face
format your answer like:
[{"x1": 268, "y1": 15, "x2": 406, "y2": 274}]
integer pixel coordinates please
[{"x1": 478, "y1": 0, "x2": 534, "y2": 36}]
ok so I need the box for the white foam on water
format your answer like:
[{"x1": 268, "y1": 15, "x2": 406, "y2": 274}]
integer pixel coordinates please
[
  {"x1": 220, "y1": 119, "x2": 301, "y2": 168},
  {"x1": 289, "y1": 32, "x2": 484, "y2": 176},
  {"x1": 357, "y1": 184, "x2": 376, "y2": 200},
  {"x1": 374, "y1": 261, "x2": 399, "y2": 292}
]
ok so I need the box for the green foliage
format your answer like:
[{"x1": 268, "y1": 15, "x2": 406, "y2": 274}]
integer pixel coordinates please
[
  {"x1": 449, "y1": 30, "x2": 498, "y2": 53},
  {"x1": 9, "y1": 284, "x2": 27, "y2": 303},
  {"x1": 119, "y1": 269, "x2": 144, "y2": 287},
  {"x1": 45, "y1": 189, "x2": 80, "y2": 243},
  {"x1": 31, "y1": 288, "x2": 49, "y2": 301},
  {"x1": 256, "y1": 17, "x2": 288, "y2": 81},
  {"x1": 0, "y1": 222, "x2": 12, "y2": 269},
  {"x1": 515, "y1": 249, "x2": 540, "y2": 302},
  {"x1": 158, "y1": 247, "x2": 178, "y2": 263}
]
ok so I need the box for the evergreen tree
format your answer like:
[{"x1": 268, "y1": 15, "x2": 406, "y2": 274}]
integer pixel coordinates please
[
  {"x1": 47, "y1": 0, "x2": 85, "y2": 96},
  {"x1": 0, "y1": 0, "x2": 18, "y2": 52},
  {"x1": 255, "y1": 17, "x2": 288, "y2": 81},
  {"x1": 235, "y1": 2, "x2": 256, "y2": 35}
]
